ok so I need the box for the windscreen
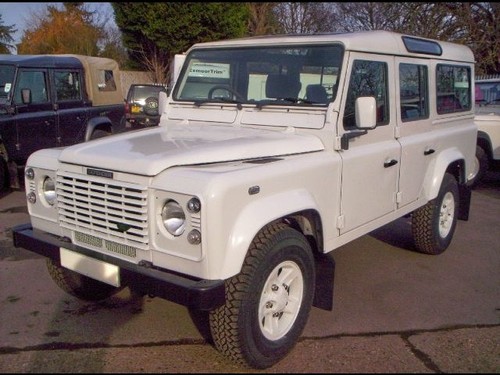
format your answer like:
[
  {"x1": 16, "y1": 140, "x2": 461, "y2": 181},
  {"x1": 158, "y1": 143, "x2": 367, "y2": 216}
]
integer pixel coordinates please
[{"x1": 173, "y1": 44, "x2": 343, "y2": 108}]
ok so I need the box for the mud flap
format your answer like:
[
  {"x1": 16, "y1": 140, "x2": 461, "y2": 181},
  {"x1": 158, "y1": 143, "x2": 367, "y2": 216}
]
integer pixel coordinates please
[
  {"x1": 313, "y1": 252, "x2": 335, "y2": 311},
  {"x1": 458, "y1": 183, "x2": 471, "y2": 221}
]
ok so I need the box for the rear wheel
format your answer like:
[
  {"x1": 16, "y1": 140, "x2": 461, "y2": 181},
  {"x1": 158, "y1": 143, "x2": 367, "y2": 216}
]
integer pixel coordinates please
[
  {"x1": 468, "y1": 145, "x2": 489, "y2": 188},
  {"x1": 412, "y1": 173, "x2": 459, "y2": 255},
  {"x1": 90, "y1": 129, "x2": 110, "y2": 140},
  {"x1": 209, "y1": 223, "x2": 315, "y2": 369},
  {"x1": 47, "y1": 259, "x2": 123, "y2": 301}
]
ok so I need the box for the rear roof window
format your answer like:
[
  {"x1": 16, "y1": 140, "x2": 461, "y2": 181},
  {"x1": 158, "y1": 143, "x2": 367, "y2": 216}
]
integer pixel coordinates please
[{"x1": 402, "y1": 36, "x2": 442, "y2": 56}]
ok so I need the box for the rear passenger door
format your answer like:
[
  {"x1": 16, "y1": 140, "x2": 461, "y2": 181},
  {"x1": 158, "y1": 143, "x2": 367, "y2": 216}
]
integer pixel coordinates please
[
  {"x1": 338, "y1": 54, "x2": 400, "y2": 234},
  {"x1": 395, "y1": 58, "x2": 433, "y2": 208},
  {"x1": 52, "y1": 69, "x2": 88, "y2": 146}
]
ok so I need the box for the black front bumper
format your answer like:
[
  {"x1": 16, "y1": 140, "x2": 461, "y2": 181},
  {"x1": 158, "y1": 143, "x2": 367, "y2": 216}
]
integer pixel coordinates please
[{"x1": 12, "y1": 223, "x2": 225, "y2": 311}]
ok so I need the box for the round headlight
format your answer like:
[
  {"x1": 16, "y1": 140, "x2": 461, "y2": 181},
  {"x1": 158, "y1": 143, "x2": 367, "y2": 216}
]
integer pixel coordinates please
[
  {"x1": 161, "y1": 200, "x2": 186, "y2": 236},
  {"x1": 42, "y1": 177, "x2": 56, "y2": 206}
]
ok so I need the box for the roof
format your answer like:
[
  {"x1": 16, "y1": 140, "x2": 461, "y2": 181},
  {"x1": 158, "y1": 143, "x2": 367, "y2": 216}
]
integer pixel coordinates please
[
  {"x1": 188, "y1": 30, "x2": 475, "y2": 64},
  {"x1": 0, "y1": 54, "x2": 82, "y2": 69},
  {"x1": 0, "y1": 54, "x2": 124, "y2": 105}
]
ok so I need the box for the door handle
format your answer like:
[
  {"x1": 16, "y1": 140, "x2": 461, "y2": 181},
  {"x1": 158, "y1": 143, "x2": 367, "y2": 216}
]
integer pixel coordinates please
[
  {"x1": 384, "y1": 159, "x2": 398, "y2": 168},
  {"x1": 424, "y1": 148, "x2": 435, "y2": 155}
]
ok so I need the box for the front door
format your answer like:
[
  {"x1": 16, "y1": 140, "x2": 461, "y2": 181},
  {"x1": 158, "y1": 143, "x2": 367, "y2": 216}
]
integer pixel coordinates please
[
  {"x1": 13, "y1": 68, "x2": 57, "y2": 162},
  {"x1": 338, "y1": 54, "x2": 400, "y2": 234}
]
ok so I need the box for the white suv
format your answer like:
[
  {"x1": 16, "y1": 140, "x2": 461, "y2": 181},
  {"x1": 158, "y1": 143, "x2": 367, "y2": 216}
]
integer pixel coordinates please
[
  {"x1": 470, "y1": 75, "x2": 500, "y2": 186},
  {"x1": 13, "y1": 31, "x2": 477, "y2": 369}
]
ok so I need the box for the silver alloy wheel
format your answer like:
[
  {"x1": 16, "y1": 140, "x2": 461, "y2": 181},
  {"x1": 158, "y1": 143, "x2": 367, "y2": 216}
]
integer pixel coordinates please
[
  {"x1": 439, "y1": 191, "x2": 455, "y2": 238},
  {"x1": 258, "y1": 260, "x2": 303, "y2": 340}
]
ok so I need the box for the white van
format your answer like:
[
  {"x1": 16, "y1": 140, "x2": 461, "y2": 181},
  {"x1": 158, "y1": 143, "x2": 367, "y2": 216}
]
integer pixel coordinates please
[
  {"x1": 13, "y1": 30, "x2": 476, "y2": 369},
  {"x1": 470, "y1": 75, "x2": 500, "y2": 186}
]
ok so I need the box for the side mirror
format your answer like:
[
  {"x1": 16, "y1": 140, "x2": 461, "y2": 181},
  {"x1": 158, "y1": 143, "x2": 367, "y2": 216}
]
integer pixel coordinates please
[
  {"x1": 355, "y1": 96, "x2": 377, "y2": 129},
  {"x1": 158, "y1": 91, "x2": 168, "y2": 116},
  {"x1": 21, "y1": 88, "x2": 32, "y2": 104}
]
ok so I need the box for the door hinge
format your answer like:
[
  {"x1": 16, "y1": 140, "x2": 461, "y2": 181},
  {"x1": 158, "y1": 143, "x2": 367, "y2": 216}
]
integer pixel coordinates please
[
  {"x1": 396, "y1": 191, "x2": 402, "y2": 204},
  {"x1": 336, "y1": 215, "x2": 345, "y2": 229},
  {"x1": 334, "y1": 136, "x2": 342, "y2": 151}
]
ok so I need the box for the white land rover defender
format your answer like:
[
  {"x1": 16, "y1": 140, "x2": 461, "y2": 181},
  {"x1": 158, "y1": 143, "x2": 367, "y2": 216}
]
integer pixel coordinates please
[{"x1": 13, "y1": 31, "x2": 476, "y2": 369}]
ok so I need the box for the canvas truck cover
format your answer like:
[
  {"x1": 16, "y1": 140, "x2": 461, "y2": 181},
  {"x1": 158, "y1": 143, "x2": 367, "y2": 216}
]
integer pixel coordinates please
[{"x1": 62, "y1": 54, "x2": 124, "y2": 106}]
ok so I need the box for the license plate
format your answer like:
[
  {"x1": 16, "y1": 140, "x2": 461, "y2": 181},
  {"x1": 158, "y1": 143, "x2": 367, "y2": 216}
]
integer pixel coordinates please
[
  {"x1": 131, "y1": 105, "x2": 141, "y2": 113},
  {"x1": 60, "y1": 247, "x2": 120, "y2": 287}
]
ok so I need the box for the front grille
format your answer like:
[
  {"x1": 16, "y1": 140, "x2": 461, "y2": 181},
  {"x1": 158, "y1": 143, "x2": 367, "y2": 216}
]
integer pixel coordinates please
[{"x1": 56, "y1": 171, "x2": 149, "y2": 251}]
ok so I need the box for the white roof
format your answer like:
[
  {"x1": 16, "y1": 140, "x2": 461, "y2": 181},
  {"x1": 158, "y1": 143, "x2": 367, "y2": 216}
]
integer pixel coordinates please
[{"x1": 188, "y1": 30, "x2": 475, "y2": 64}]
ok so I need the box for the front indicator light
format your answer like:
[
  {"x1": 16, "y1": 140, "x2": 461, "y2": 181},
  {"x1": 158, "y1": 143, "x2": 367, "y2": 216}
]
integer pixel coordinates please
[
  {"x1": 187, "y1": 197, "x2": 201, "y2": 213},
  {"x1": 25, "y1": 167, "x2": 35, "y2": 180},
  {"x1": 187, "y1": 229, "x2": 201, "y2": 245},
  {"x1": 27, "y1": 191, "x2": 36, "y2": 204}
]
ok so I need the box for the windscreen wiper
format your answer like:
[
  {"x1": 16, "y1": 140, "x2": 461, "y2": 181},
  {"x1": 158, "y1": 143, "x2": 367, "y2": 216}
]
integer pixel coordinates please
[{"x1": 194, "y1": 98, "x2": 243, "y2": 110}]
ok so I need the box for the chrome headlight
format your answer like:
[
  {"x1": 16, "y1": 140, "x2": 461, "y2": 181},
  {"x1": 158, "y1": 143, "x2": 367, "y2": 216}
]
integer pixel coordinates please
[
  {"x1": 42, "y1": 176, "x2": 56, "y2": 206},
  {"x1": 161, "y1": 200, "x2": 186, "y2": 236}
]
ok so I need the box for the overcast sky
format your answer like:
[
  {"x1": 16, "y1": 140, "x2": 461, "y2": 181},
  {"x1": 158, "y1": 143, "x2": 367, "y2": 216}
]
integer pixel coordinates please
[{"x1": 0, "y1": 2, "x2": 114, "y2": 47}]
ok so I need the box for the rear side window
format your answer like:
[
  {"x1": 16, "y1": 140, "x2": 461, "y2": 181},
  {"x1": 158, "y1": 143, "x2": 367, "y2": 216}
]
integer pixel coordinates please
[
  {"x1": 54, "y1": 71, "x2": 82, "y2": 101},
  {"x1": 436, "y1": 64, "x2": 471, "y2": 114},
  {"x1": 399, "y1": 63, "x2": 429, "y2": 122},
  {"x1": 97, "y1": 69, "x2": 117, "y2": 92}
]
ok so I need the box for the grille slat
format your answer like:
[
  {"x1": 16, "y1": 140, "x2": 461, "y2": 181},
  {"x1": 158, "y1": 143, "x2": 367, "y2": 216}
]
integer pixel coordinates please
[
  {"x1": 56, "y1": 171, "x2": 149, "y2": 251},
  {"x1": 58, "y1": 197, "x2": 147, "y2": 222}
]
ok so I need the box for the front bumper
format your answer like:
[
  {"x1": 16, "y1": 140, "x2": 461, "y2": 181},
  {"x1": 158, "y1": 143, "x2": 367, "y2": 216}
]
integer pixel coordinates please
[{"x1": 12, "y1": 223, "x2": 225, "y2": 311}]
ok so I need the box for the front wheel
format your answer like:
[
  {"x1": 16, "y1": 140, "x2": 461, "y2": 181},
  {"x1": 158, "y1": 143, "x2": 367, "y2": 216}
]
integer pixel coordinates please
[
  {"x1": 47, "y1": 259, "x2": 123, "y2": 301},
  {"x1": 209, "y1": 223, "x2": 315, "y2": 369},
  {"x1": 411, "y1": 173, "x2": 459, "y2": 255}
]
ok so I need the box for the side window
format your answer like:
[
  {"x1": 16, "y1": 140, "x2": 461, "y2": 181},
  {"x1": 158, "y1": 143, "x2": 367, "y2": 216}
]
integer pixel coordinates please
[
  {"x1": 14, "y1": 70, "x2": 49, "y2": 104},
  {"x1": 97, "y1": 69, "x2": 117, "y2": 92},
  {"x1": 54, "y1": 71, "x2": 81, "y2": 101},
  {"x1": 400, "y1": 63, "x2": 428, "y2": 122},
  {"x1": 436, "y1": 64, "x2": 471, "y2": 114},
  {"x1": 343, "y1": 60, "x2": 389, "y2": 130}
]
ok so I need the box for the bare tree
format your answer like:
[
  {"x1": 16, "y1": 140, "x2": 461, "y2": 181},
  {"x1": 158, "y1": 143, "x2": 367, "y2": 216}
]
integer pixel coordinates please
[
  {"x1": 133, "y1": 45, "x2": 170, "y2": 84},
  {"x1": 273, "y1": 2, "x2": 337, "y2": 34},
  {"x1": 247, "y1": 3, "x2": 278, "y2": 36},
  {"x1": 331, "y1": 2, "x2": 397, "y2": 32},
  {"x1": 330, "y1": 2, "x2": 499, "y2": 75}
]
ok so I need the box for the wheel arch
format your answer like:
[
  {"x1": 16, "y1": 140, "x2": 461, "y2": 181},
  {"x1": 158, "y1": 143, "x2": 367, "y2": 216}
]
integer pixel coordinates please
[
  {"x1": 423, "y1": 148, "x2": 467, "y2": 200},
  {"x1": 218, "y1": 191, "x2": 334, "y2": 311},
  {"x1": 423, "y1": 151, "x2": 471, "y2": 221},
  {"x1": 84, "y1": 117, "x2": 113, "y2": 141},
  {"x1": 477, "y1": 131, "x2": 493, "y2": 160}
]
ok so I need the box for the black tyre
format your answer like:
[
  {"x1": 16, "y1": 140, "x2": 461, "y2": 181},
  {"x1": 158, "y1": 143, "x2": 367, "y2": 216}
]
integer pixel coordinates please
[
  {"x1": 46, "y1": 259, "x2": 123, "y2": 301},
  {"x1": 209, "y1": 223, "x2": 315, "y2": 369},
  {"x1": 468, "y1": 145, "x2": 489, "y2": 188},
  {"x1": 0, "y1": 158, "x2": 9, "y2": 192},
  {"x1": 143, "y1": 96, "x2": 159, "y2": 116},
  {"x1": 412, "y1": 173, "x2": 459, "y2": 255},
  {"x1": 90, "y1": 129, "x2": 110, "y2": 140}
]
